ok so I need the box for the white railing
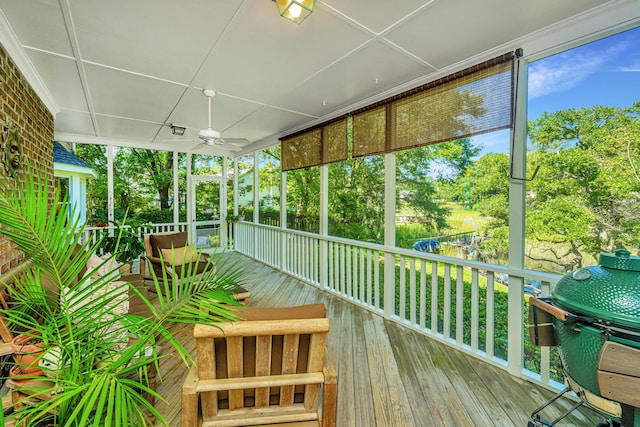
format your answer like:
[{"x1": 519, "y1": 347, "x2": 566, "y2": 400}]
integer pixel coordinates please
[
  {"x1": 79, "y1": 219, "x2": 563, "y2": 390},
  {"x1": 233, "y1": 221, "x2": 565, "y2": 391},
  {"x1": 81, "y1": 222, "x2": 190, "y2": 250}
]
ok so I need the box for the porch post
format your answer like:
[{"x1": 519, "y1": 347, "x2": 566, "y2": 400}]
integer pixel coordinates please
[
  {"x1": 107, "y1": 145, "x2": 114, "y2": 228},
  {"x1": 253, "y1": 151, "x2": 259, "y2": 259},
  {"x1": 231, "y1": 156, "x2": 239, "y2": 251},
  {"x1": 221, "y1": 157, "x2": 228, "y2": 249},
  {"x1": 233, "y1": 157, "x2": 239, "y2": 216},
  {"x1": 507, "y1": 54, "x2": 528, "y2": 376},
  {"x1": 280, "y1": 171, "x2": 287, "y2": 272},
  {"x1": 383, "y1": 152, "x2": 396, "y2": 319},
  {"x1": 173, "y1": 151, "x2": 179, "y2": 229},
  {"x1": 319, "y1": 164, "x2": 328, "y2": 290},
  {"x1": 186, "y1": 153, "x2": 193, "y2": 241}
]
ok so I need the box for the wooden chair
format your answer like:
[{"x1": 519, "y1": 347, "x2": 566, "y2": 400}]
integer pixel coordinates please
[
  {"x1": 140, "y1": 231, "x2": 250, "y2": 304},
  {"x1": 139, "y1": 231, "x2": 208, "y2": 283},
  {"x1": 182, "y1": 304, "x2": 337, "y2": 427}
]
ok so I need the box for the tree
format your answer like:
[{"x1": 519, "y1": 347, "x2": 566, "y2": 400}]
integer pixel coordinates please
[
  {"x1": 328, "y1": 155, "x2": 386, "y2": 243},
  {"x1": 397, "y1": 139, "x2": 480, "y2": 232},
  {"x1": 526, "y1": 103, "x2": 640, "y2": 271},
  {"x1": 117, "y1": 148, "x2": 174, "y2": 210},
  {"x1": 286, "y1": 167, "x2": 320, "y2": 233},
  {"x1": 446, "y1": 152, "x2": 511, "y2": 263}
]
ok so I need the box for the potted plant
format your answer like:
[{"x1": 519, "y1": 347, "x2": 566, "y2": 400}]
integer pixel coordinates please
[
  {"x1": 9, "y1": 331, "x2": 45, "y2": 379},
  {"x1": 99, "y1": 217, "x2": 153, "y2": 272},
  {"x1": 225, "y1": 213, "x2": 240, "y2": 223},
  {"x1": 0, "y1": 165, "x2": 246, "y2": 426}
]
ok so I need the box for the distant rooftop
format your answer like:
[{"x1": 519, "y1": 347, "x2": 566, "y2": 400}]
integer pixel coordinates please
[{"x1": 53, "y1": 141, "x2": 93, "y2": 170}]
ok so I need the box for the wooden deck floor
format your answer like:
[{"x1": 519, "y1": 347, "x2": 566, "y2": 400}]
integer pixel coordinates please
[{"x1": 153, "y1": 253, "x2": 604, "y2": 426}]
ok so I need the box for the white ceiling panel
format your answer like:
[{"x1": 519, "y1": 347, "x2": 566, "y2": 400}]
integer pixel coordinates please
[
  {"x1": 69, "y1": 0, "x2": 243, "y2": 84},
  {"x1": 54, "y1": 111, "x2": 95, "y2": 136},
  {"x1": 84, "y1": 63, "x2": 186, "y2": 123},
  {"x1": 0, "y1": 0, "x2": 72, "y2": 56},
  {"x1": 95, "y1": 115, "x2": 163, "y2": 142},
  {"x1": 275, "y1": 40, "x2": 434, "y2": 116},
  {"x1": 225, "y1": 107, "x2": 313, "y2": 142},
  {"x1": 193, "y1": 1, "x2": 371, "y2": 104},
  {"x1": 321, "y1": 0, "x2": 434, "y2": 33},
  {"x1": 168, "y1": 88, "x2": 264, "y2": 134},
  {"x1": 25, "y1": 50, "x2": 88, "y2": 112},
  {"x1": 386, "y1": 0, "x2": 611, "y2": 69}
]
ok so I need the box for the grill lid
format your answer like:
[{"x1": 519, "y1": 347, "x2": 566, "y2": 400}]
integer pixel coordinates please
[{"x1": 552, "y1": 249, "x2": 640, "y2": 329}]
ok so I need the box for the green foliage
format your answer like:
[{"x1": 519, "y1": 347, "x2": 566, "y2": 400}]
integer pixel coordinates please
[
  {"x1": 134, "y1": 207, "x2": 181, "y2": 224},
  {"x1": 526, "y1": 103, "x2": 640, "y2": 271},
  {"x1": 286, "y1": 167, "x2": 320, "y2": 233},
  {"x1": 98, "y1": 217, "x2": 153, "y2": 265},
  {"x1": 328, "y1": 155, "x2": 386, "y2": 243},
  {"x1": 0, "y1": 166, "x2": 245, "y2": 426}
]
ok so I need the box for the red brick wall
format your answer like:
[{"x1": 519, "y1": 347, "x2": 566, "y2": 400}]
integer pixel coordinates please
[{"x1": 0, "y1": 44, "x2": 55, "y2": 274}]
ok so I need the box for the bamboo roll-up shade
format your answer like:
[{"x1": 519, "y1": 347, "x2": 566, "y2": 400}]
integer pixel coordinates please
[
  {"x1": 352, "y1": 106, "x2": 386, "y2": 158},
  {"x1": 321, "y1": 118, "x2": 348, "y2": 165},
  {"x1": 391, "y1": 60, "x2": 513, "y2": 152},
  {"x1": 281, "y1": 128, "x2": 321, "y2": 171},
  {"x1": 281, "y1": 52, "x2": 515, "y2": 163}
]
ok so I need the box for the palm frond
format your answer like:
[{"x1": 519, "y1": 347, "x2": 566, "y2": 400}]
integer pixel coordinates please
[{"x1": 0, "y1": 165, "x2": 245, "y2": 426}]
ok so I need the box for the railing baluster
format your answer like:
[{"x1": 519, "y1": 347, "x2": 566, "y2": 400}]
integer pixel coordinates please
[
  {"x1": 352, "y1": 246, "x2": 358, "y2": 300},
  {"x1": 471, "y1": 268, "x2": 479, "y2": 352},
  {"x1": 346, "y1": 244, "x2": 352, "y2": 299},
  {"x1": 374, "y1": 250, "x2": 380, "y2": 310},
  {"x1": 443, "y1": 264, "x2": 451, "y2": 340},
  {"x1": 540, "y1": 280, "x2": 552, "y2": 384},
  {"x1": 419, "y1": 259, "x2": 426, "y2": 330},
  {"x1": 456, "y1": 265, "x2": 464, "y2": 346},
  {"x1": 486, "y1": 271, "x2": 495, "y2": 360},
  {"x1": 399, "y1": 255, "x2": 406, "y2": 321},
  {"x1": 409, "y1": 257, "x2": 416, "y2": 325},
  {"x1": 359, "y1": 248, "x2": 365, "y2": 303},
  {"x1": 431, "y1": 261, "x2": 439, "y2": 334},
  {"x1": 366, "y1": 249, "x2": 372, "y2": 307}
]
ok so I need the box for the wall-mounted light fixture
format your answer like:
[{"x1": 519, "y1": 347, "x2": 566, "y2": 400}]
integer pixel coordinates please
[
  {"x1": 170, "y1": 124, "x2": 186, "y2": 136},
  {"x1": 273, "y1": 0, "x2": 315, "y2": 24}
]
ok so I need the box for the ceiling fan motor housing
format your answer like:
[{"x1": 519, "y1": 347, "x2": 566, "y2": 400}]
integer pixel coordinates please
[{"x1": 198, "y1": 128, "x2": 221, "y2": 140}]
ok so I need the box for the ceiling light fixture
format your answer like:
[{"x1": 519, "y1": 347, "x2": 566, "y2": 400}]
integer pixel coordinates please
[
  {"x1": 273, "y1": 0, "x2": 315, "y2": 24},
  {"x1": 170, "y1": 124, "x2": 186, "y2": 136}
]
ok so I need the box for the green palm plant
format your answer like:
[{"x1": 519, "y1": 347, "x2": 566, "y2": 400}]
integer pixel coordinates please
[{"x1": 0, "y1": 166, "x2": 245, "y2": 426}]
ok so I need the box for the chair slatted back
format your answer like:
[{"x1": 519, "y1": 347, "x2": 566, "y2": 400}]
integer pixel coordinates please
[{"x1": 193, "y1": 318, "x2": 329, "y2": 426}]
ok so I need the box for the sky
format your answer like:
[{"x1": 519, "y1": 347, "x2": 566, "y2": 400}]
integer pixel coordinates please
[{"x1": 474, "y1": 25, "x2": 640, "y2": 156}]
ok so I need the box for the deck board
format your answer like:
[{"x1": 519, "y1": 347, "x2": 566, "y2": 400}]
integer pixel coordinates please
[{"x1": 153, "y1": 253, "x2": 605, "y2": 426}]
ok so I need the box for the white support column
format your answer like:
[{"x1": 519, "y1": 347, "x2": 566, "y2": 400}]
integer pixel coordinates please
[
  {"x1": 107, "y1": 145, "x2": 114, "y2": 228},
  {"x1": 280, "y1": 171, "x2": 287, "y2": 272},
  {"x1": 253, "y1": 151, "x2": 259, "y2": 224},
  {"x1": 173, "y1": 151, "x2": 179, "y2": 228},
  {"x1": 186, "y1": 152, "x2": 193, "y2": 242},
  {"x1": 383, "y1": 152, "x2": 396, "y2": 319},
  {"x1": 507, "y1": 54, "x2": 528, "y2": 377},
  {"x1": 233, "y1": 157, "x2": 239, "y2": 216},
  {"x1": 253, "y1": 151, "x2": 259, "y2": 259},
  {"x1": 221, "y1": 156, "x2": 228, "y2": 248},
  {"x1": 319, "y1": 164, "x2": 329, "y2": 289}
]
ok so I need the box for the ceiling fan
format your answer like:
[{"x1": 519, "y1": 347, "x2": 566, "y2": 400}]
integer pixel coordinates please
[
  {"x1": 198, "y1": 89, "x2": 224, "y2": 146},
  {"x1": 162, "y1": 89, "x2": 250, "y2": 151}
]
